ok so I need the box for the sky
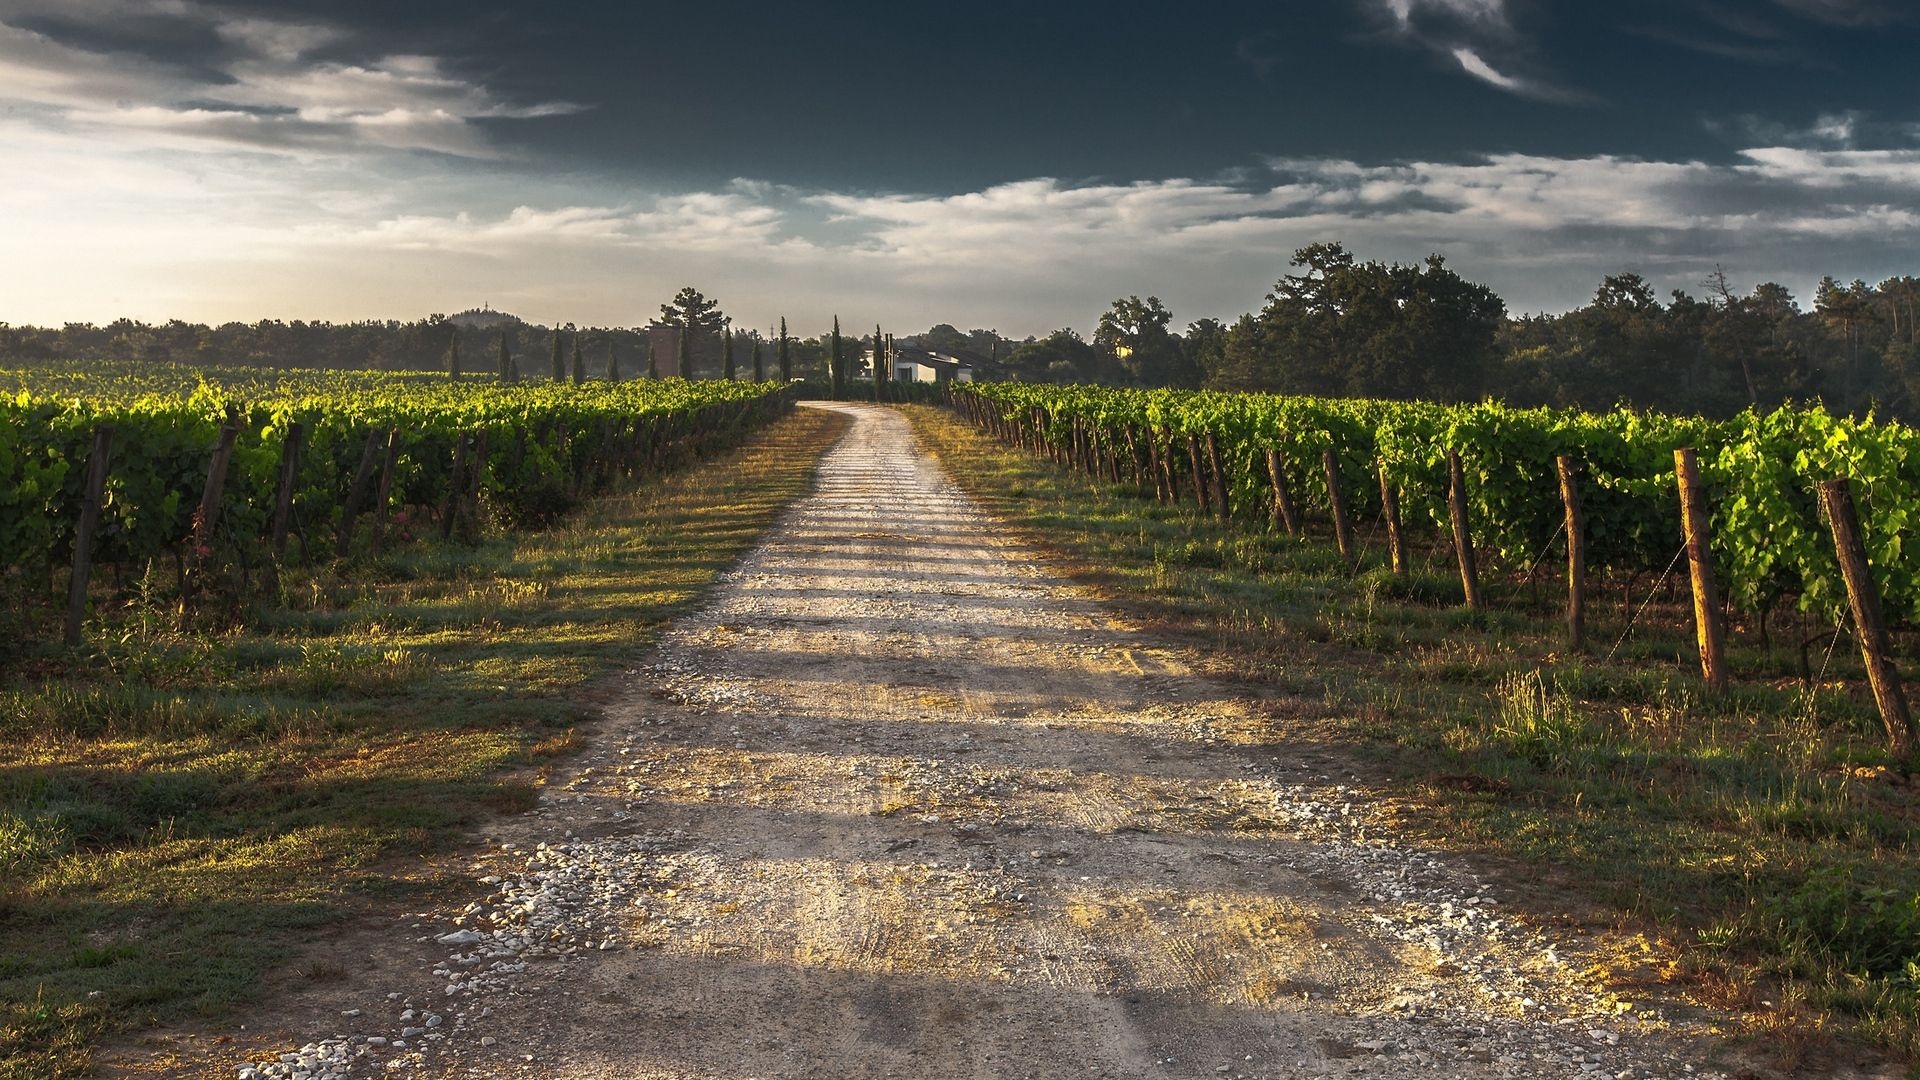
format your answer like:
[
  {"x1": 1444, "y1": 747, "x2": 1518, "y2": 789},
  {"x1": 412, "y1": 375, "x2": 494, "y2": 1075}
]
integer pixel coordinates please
[{"x1": 1, "y1": 0, "x2": 1918, "y2": 338}]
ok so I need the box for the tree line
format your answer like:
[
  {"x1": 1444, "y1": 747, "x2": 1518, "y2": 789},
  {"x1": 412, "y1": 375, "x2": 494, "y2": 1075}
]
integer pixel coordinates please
[
  {"x1": 1004, "y1": 243, "x2": 1920, "y2": 421},
  {"x1": 8, "y1": 250, "x2": 1917, "y2": 418}
]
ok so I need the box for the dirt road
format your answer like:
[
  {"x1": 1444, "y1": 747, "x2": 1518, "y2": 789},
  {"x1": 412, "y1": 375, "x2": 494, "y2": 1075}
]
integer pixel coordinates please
[{"x1": 235, "y1": 403, "x2": 1787, "y2": 1080}]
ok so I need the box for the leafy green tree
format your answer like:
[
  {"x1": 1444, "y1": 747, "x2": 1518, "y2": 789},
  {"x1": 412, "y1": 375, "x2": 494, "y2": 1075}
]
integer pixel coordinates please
[
  {"x1": 497, "y1": 329, "x2": 513, "y2": 382},
  {"x1": 723, "y1": 327, "x2": 736, "y2": 380},
  {"x1": 1246, "y1": 243, "x2": 1503, "y2": 402},
  {"x1": 605, "y1": 340, "x2": 619, "y2": 381},
  {"x1": 1181, "y1": 318, "x2": 1229, "y2": 386},
  {"x1": 1004, "y1": 329, "x2": 1113, "y2": 383},
  {"x1": 659, "y1": 286, "x2": 726, "y2": 377},
  {"x1": 752, "y1": 337, "x2": 764, "y2": 381},
  {"x1": 447, "y1": 335, "x2": 461, "y2": 378},
  {"x1": 550, "y1": 330, "x2": 566, "y2": 381},
  {"x1": 1817, "y1": 276, "x2": 1879, "y2": 412},
  {"x1": 1095, "y1": 295, "x2": 1198, "y2": 387},
  {"x1": 571, "y1": 338, "x2": 586, "y2": 385}
]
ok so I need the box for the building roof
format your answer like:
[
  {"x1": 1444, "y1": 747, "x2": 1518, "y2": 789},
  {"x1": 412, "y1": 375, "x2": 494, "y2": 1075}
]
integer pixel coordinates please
[{"x1": 893, "y1": 345, "x2": 973, "y2": 372}]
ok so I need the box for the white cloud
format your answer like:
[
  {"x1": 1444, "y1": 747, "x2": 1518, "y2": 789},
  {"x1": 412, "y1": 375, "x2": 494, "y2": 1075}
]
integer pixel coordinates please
[
  {"x1": 0, "y1": 5, "x2": 580, "y2": 158},
  {"x1": 1382, "y1": 0, "x2": 1508, "y2": 29},
  {"x1": 3, "y1": 102, "x2": 1919, "y2": 333},
  {"x1": 1369, "y1": 0, "x2": 1584, "y2": 102},
  {"x1": 1450, "y1": 47, "x2": 1526, "y2": 92}
]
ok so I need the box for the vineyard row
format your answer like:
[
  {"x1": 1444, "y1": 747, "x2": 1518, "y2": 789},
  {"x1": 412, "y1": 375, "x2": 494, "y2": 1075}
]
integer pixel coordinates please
[
  {"x1": 948, "y1": 383, "x2": 1918, "y2": 753},
  {"x1": 0, "y1": 376, "x2": 796, "y2": 644}
]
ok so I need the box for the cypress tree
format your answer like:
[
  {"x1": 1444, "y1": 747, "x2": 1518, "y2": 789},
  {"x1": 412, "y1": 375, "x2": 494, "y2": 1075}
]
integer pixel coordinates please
[
  {"x1": 752, "y1": 338, "x2": 764, "y2": 381},
  {"x1": 777, "y1": 317, "x2": 791, "y2": 382},
  {"x1": 677, "y1": 324, "x2": 693, "y2": 379},
  {"x1": 829, "y1": 316, "x2": 845, "y2": 399},
  {"x1": 723, "y1": 327, "x2": 736, "y2": 380},
  {"x1": 572, "y1": 338, "x2": 586, "y2": 384},
  {"x1": 647, "y1": 338, "x2": 659, "y2": 379},
  {"x1": 550, "y1": 329, "x2": 566, "y2": 381},
  {"x1": 606, "y1": 341, "x2": 619, "y2": 381},
  {"x1": 873, "y1": 324, "x2": 885, "y2": 400},
  {"x1": 497, "y1": 329, "x2": 512, "y2": 381},
  {"x1": 448, "y1": 334, "x2": 461, "y2": 378}
]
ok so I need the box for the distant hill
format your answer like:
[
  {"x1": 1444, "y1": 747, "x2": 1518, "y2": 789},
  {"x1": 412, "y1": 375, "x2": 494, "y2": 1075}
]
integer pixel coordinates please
[{"x1": 447, "y1": 306, "x2": 523, "y2": 330}]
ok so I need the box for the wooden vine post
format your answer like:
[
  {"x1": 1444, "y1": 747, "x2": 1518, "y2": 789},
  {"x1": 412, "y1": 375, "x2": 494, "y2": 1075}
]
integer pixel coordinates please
[
  {"x1": 64, "y1": 425, "x2": 114, "y2": 647},
  {"x1": 1556, "y1": 455, "x2": 1586, "y2": 651},
  {"x1": 1322, "y1": 449, "x2": 1353, "y2": 560},
  {"x1": 269, "y1": 422, "x2": 305, "y2": 561},
  {"x1": 370, "y1": 428, "x2": 402, "y2": 553},
  {"x1": 335, "y1": 428, "x2": 386, "y2": 558},
  {"x1": 1204, "y1": 431, "x2": 1230, "y2": 522},
  {"x1": 441, "y1": 433, "x2": 471, "y2": 540},
  {"x1": 1673, "y1": 448, "x2": 1728, "y2": 692},
  {"x1": 196, "y1": 423, "x2": 241, "y2": 553},
  {"x1": 1150, "y1": 432, "x2": 1171, "y2": 504},
  {"x1": 1446, "y1": 449, "x2": 1484, "y2": 610},
  {"x1": 1377, "y1": 462, "x2": 1407, "y2": 576},
  {"x1": 1266, "y1": 448, "x2": 1300, "y2": 537},
  {"x1": 1187, "y1": 435, "x2": 1211, "y2": 515},
  {"x1": 1817, "y1": 477, "x2": 1915, "y2": 754}
]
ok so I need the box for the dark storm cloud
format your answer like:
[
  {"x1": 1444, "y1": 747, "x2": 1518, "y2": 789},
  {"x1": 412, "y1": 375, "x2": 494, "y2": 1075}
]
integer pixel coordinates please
[{"x1": 1, "y1": 0, "x2": 1917, "y2": 326}]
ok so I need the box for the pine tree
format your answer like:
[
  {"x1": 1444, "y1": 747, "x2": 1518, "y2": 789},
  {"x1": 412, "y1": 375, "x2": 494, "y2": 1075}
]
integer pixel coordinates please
[
  {"x1": 550, "y1": 330, "x2": 566, "y2": 381},
  {"x1": 647, "y1": 339, "x2": 659, "y2": 379},
  {"x1": 830, "y1": 316, "x2": 845, "y2": 399},
  {"x1": 777, "y1": 317, "x2": 791, "y2": 382},
  {"x1": 447, "y1": 334, "x2": 461, "y2": 378},
  {"x1": 497, "y1": 329, "x2": 513, "y2": 381},
  {"x1": 605, "y1": 341, "x2": 619, "y2": 381},
  {"x1": 723, "y1": 327, "x2": 736, "y2": 380},
  {"x1": 752, "y1": 337, "x2": 764, "y2": 381},
  {"x1": 571, "y1": 338, "x2": 586, "y2": 384}
]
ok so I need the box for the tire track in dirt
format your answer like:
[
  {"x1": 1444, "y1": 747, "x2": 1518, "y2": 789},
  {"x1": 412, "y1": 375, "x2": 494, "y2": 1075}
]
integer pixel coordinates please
[{"x1": 227, "y1": 403, "x2": 1866, "y2": 1080}]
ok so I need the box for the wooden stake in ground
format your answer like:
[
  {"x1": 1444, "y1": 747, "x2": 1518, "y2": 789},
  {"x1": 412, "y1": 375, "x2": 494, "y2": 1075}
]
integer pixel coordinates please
[
  {"x1": 441, "y1": 432, "x2": 472, "y2": 541},
  {"x1": 1673, "y1": 448, "x2": 1727, "y2": 692},
  {"x1": 1187, "y1": 435, "x2": 1211, "y2": 515},
  {"x1": 195, "y1": 424, "x2": 241, "y2": 553},
  {"x1": 370, "y1": 428, "x2": 401, "y2": 553},
  {"x1": 1322, "y1": 449, "x2": 1353, "y2": 560},
  {"x1": 336, "y1": 428, "x2": 387, "y2": 558},
  {"x1": 1204, "y1": 431, "x2": 1230, "y2": 522},
  {"x1": 64, "y1": 425, "x2": 113, "y2": 647},
  {"x1": 1817, "y1": 477, "x2": 1915, "y2": 754},
  {"x1": 1266, "y1": 448, "x2": 1300, "y2": 537},
  {"x1": 1447, "y1": 449, "x2": 1484, "y2": 610},
  {"x1": 270, "y1": 422, "x2": 305, "y2": 561},
  {"x1": 1556, "y1": 454, "x2": 1586, "y2": 651},
  {"x1": 1377, "y1": 461, "x2": 1407, "y2": 576}
]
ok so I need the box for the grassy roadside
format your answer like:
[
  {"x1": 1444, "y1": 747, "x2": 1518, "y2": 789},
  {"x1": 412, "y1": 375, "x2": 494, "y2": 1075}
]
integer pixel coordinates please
[
  {"x1": 900, "y1": 403, "x2": 1919, "y2": 1070},
  {"x1": 0, "y1": 405, "x2": 849, "y2": 1080}
]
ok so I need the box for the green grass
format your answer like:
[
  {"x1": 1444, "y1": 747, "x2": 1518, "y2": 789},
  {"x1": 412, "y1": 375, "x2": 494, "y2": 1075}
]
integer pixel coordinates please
[
  {"x1": 0, "y1": 406, "x2": 849, "y2": 1079},
  {"x1": 903, "y1": 403, "x2": 1920, "y2": 1068}
]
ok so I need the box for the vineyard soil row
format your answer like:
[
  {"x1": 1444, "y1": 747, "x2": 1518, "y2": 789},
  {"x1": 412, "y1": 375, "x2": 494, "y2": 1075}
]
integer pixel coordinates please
[{"x1": 158, "y1": 404, "x2": 1884, "y2": 1080}]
